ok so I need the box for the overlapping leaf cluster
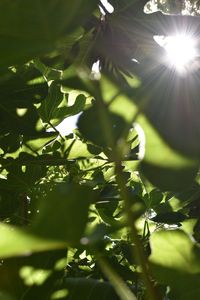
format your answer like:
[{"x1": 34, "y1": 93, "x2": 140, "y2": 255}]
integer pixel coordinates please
[{"x1": 0, "y1": 1, "x2": 200, "y2": 300}]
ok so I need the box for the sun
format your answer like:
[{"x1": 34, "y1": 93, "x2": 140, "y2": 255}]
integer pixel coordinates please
[
  {"x1": 155, "y1": 34, "x2": 198, "y2": 73},
  {"x1": 164, "y1": 35, "x2": 197, "y2": 72}
]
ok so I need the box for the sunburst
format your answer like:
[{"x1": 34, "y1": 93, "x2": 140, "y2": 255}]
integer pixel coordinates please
[{"x1": 155, "y1": 34, "x2": 198, "y2": 73}]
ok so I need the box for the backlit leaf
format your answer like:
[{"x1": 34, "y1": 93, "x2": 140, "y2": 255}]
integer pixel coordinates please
[{"x1": 0, "y1": 223, "x2": 66, "y2": 259}]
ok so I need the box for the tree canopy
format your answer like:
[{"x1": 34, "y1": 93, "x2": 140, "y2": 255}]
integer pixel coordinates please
[{"x1": 0, "y1": 1, "x2": 200, "y2": 300}]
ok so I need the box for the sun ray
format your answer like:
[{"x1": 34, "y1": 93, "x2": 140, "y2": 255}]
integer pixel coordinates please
[{"x1": 155, "y1": 34, "x2": 198, "y2": 73}]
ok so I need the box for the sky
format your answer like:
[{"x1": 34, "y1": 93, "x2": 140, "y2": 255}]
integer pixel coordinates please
[{"x1": 55, "y1": 113, "x2": 80, "y2": 135}]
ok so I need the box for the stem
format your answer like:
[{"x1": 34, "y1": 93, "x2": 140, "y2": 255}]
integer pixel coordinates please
[
  {"x1": 48, "y1": 121, "x2": 65, "y2": 142},
  {"x1": 95, "y1": 94, "x2": 159, "y2": 300},
  {"x1": 80, "y1": 162, "x2": 108, "y2": 173},
  {"x1": 98, "y1": 256, "x2": 137, "y2": 300},
  {"x1": 115, "y1": 162, "x2": 159, "y2": 300},
  {"x1": 20, "y1": 193, "x2": 29, "y2": 225},
  {"x1": 24, "y1": 142, "x2": 39, "y2": 156}
]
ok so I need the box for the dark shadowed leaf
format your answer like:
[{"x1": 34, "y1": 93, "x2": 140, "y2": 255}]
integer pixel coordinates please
[
  {"x1": 147, "y1": 189, "x2": 163, "y2": 209},
  {"x1": 138, "y1": 62, "x2": 200, "y2": 158},
  {"x1": 78, "y1": 103, "x2": 129, "y2": 148},
  {"x1": 137, "y1": 114, "x2": 199, "y2": 191},
  {"x1": 0, "y1": 0, "x2": 98, "y2": 67},
  {"x1": 0, "y1": 65, "x2": 48, "y2": 135},
  {"x1": 0, "y1": 292, "x2": 16, "y2": 300},
  {"x1": 151, "y1": 212, "x2": 186, "y2": 224},
  {"x1": 0, "y1": 249, "x2": 67, "y2": 299},
  {"x1": 32, "y1": 183, "x2": 97, "y2": 245},
  {"x1": 140, "y1": 161, "x2": 199, "y2": 191},
  {"x1": 63, "y1": 277, "x2": 119, "y2": 300}
]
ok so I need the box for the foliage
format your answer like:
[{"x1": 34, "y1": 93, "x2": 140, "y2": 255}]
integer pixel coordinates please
[{"x1": 0, "y1": 1, "x2": 200, "y2": 300}]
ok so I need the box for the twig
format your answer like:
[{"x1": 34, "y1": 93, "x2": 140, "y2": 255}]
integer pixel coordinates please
[{"x1": 48, "y1": 121, "x2": 65, "y2": 142}]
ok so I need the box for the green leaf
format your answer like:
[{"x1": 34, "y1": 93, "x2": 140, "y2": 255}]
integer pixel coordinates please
[
  {"x1": 63, "y1": 277, "x2": 119, "y2": 300},
  {"x1": 38, "y1": 82, "x2": 65, "y2": 123},
  {"x1": 0, "y1": 189, "x2": 19, "y2": 219},
  {"x1": 78, "y1": 103, "x2": 129, "y2": 148},
  {"x1": 140, "y1": 161, "x2": 199, "y2": 191},
  {"x1": 23, "y1": 132, "x2": 58, "y2": 152},
  {"x1": 151, "y1": 212, "x2": 186, "y2": 224},
  {"x1": 0, "y1": 65, "x2": 47, "y2": 105},
  {"x1": 0, "y1": 65, "x2": 48, "y2": 135},
  {"x1": 0, "y1": 223, "x2": 66, "y2": 259},
  {"x1": 146, "y1": 189, "x2": 163, "y2": 209},
  {"x1": 39, "y1": 82, "x2": 86, "y2": 126},
  {"x1": 32, "y1": 183, "x2": 97, "y2": 245},
  {"x1": 99, "y1": 76, "x2": 199, "y2": 191},
  {"x1": 0, "y1": 292, "x2": 16, "y2": 300},
  {"x1": 3, "y1": 164, "x2": 47, "y2": 192},
  {"x1": 56, "y1": 94, "x2": 86, "y2": 120},
  {"x1": 149, "y1": 230, "x2": 200, "y2": 300},
  {"x1": 49, "y1": 137, "x2": 101, "y2": 160},
  {"x1": 0, "y1": 133, "x2": 21, "y2": 154},
  {"x1": 150, "y1": 230, "x2": 200, "y2": 274},
  {"x1": 137, "y1": 114, "x2": 199, "y2": 191},
  {"x1": 0, "y1": 0, "x2": 98, "y2": 67},
  {"x1": 34, "y1": 59, "x2": 63, "y2": 81},
  {"x1": 0, "y1": 249, "x2": 67, "y2": 299},
  {"x1": 138, "y1": 62, "x2": 200, "y2": 158}
]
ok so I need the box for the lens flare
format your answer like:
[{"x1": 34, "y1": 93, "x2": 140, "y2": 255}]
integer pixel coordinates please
[
  {"x1": 165, "y1": 35, "x2": 197, "y2": 71},
  {"x1": 154, "y1": 34, "x2": 198, "y2": 73}
]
